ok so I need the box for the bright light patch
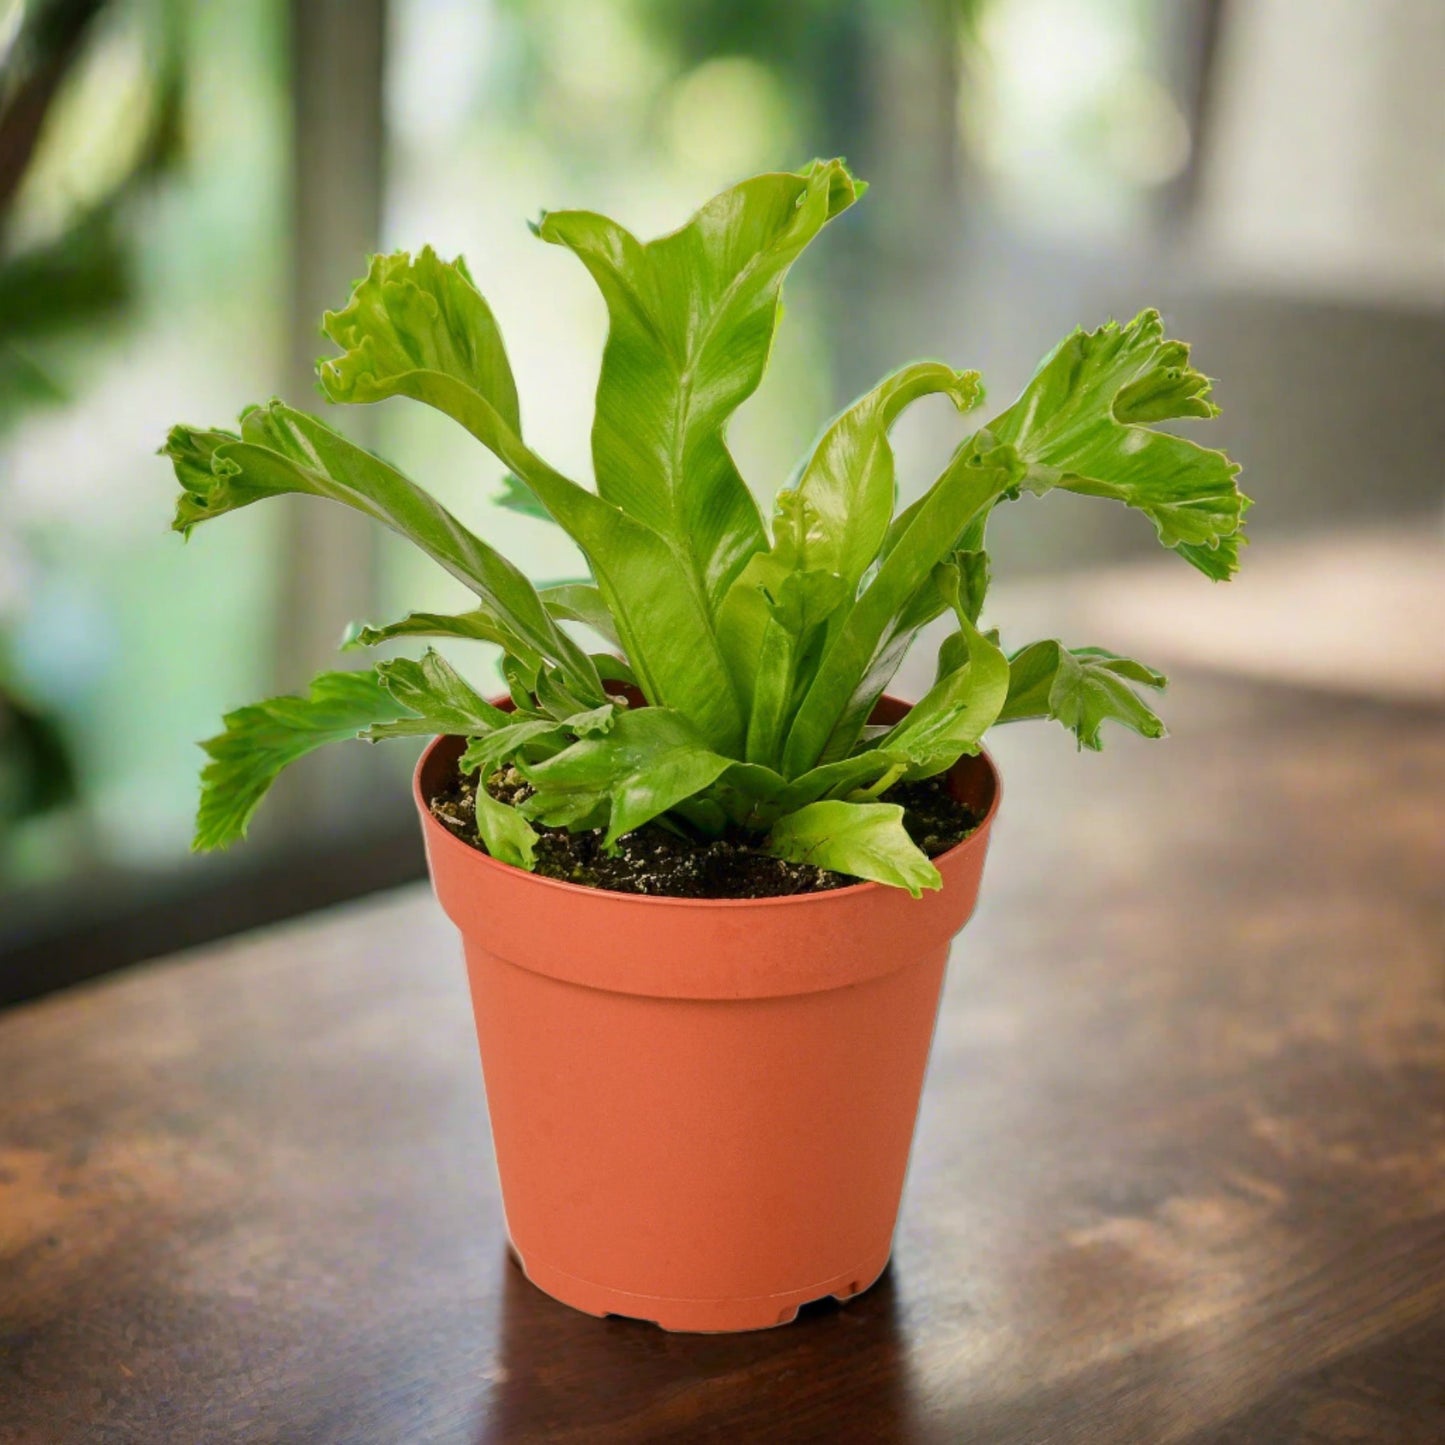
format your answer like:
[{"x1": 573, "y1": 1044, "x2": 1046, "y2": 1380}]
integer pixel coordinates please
[
  {"x1": 664, "y1": 58, "x2": 792, "y2": 182},
  {"x1": 7, "y1": 14, "x2": 155, "y2": 247},
  {"x1": 962, "y1": 0, "x2": 1192, "y2": 237}
]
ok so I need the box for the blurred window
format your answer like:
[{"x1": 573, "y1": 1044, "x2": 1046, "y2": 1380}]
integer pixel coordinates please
[{"x1": 1, "y1": 0, "x2": 286, "y2": 889}]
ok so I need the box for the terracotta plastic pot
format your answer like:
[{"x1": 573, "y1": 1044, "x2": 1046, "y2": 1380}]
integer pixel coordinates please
[{"x1": 414, "y1": 695, "x2": 1001, "y2": 1333}]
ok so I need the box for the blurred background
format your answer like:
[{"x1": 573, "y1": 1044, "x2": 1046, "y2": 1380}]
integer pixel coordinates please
[{"x1": 2, "y1": 0, "x2": 1441, "y2": 1003}]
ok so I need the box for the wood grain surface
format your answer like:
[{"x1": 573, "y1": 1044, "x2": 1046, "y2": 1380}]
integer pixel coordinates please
[{"x1": 2, "y1": 674, "x2": 1442, "y2": 1443}]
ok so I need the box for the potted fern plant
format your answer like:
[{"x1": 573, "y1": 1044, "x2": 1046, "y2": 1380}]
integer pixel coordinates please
[{"x1": 163, "y1": 159, "x2": 1247, "y2": 1332}]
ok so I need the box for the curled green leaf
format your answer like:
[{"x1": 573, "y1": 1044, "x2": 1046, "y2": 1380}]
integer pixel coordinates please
[
  {"x1": 193, "y1": 670, "x2": 403, "y2": 852},
  {"x1": 766, "y1": 800, "x2": 941, "y2": 898},
  {"x1": 987, "y1": 309, "x2": 1249, "y2": 576},
  {"x1": 537, "y1": 159, "x2": 863, "y2": 609},
  {"x1": 520, "y1": 707, "x2": 733, "y2": 848},
  {"x1": 998, "y1": 642, "x2": 1167, "y2": 750}
]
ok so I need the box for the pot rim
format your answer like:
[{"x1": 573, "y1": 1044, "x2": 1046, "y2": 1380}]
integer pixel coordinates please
[{"x1": 412, "y1": 699, "x2": 1002, "y2": 911}]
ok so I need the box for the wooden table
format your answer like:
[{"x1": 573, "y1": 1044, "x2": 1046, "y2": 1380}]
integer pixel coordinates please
[{"x1": 3, "y1": 675, "x2": 1443, "y2": 1443}]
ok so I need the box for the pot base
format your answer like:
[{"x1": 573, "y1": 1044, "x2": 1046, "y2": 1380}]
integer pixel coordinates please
[{"x1": 512, "y1": 1247, "x2": 893, "y2": 1334}]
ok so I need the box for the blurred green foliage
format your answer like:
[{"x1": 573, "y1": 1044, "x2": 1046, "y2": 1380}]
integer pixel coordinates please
[{"x1": 0, "y1": 0, "x2": 182, "y2": 844}]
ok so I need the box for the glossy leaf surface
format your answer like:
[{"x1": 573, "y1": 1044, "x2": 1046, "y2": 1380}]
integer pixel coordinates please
[
  {"x1": 316, "y1": 249, "x2": 742, "y2": 751},
  {"x1": 987, "y1": 310, "x2": 1248, "y2": 579},
  {"x1": 765, "y1": 800, "x2": 941, "y2": 897},
  {"x1": 164, "y1": 403, "x2": 601, "y2": 700},
  {"x1": 520, "y1": 707, "x2": 733, "y2": 847},
  {"x1": 998, "y1": 642, "x2": 1167, "y2": 749},
  {"x1": 538, "y1": 159, "x2": 863, "y2": 608}
]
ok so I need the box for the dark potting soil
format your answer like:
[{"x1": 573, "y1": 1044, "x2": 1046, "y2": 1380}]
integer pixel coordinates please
[{"x1": 428, "y1": 761, "x2": 982, "y2": 900}]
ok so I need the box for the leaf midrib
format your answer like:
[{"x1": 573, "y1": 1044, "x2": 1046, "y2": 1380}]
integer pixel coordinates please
[{"x1": 654, "y1": 203, "x2": 809, "y2": 547}]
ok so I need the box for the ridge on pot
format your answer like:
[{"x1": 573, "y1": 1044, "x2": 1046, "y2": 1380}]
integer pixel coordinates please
[{"x1": 415, "y1": 695, "x2": 1001, "y2": 1332}]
